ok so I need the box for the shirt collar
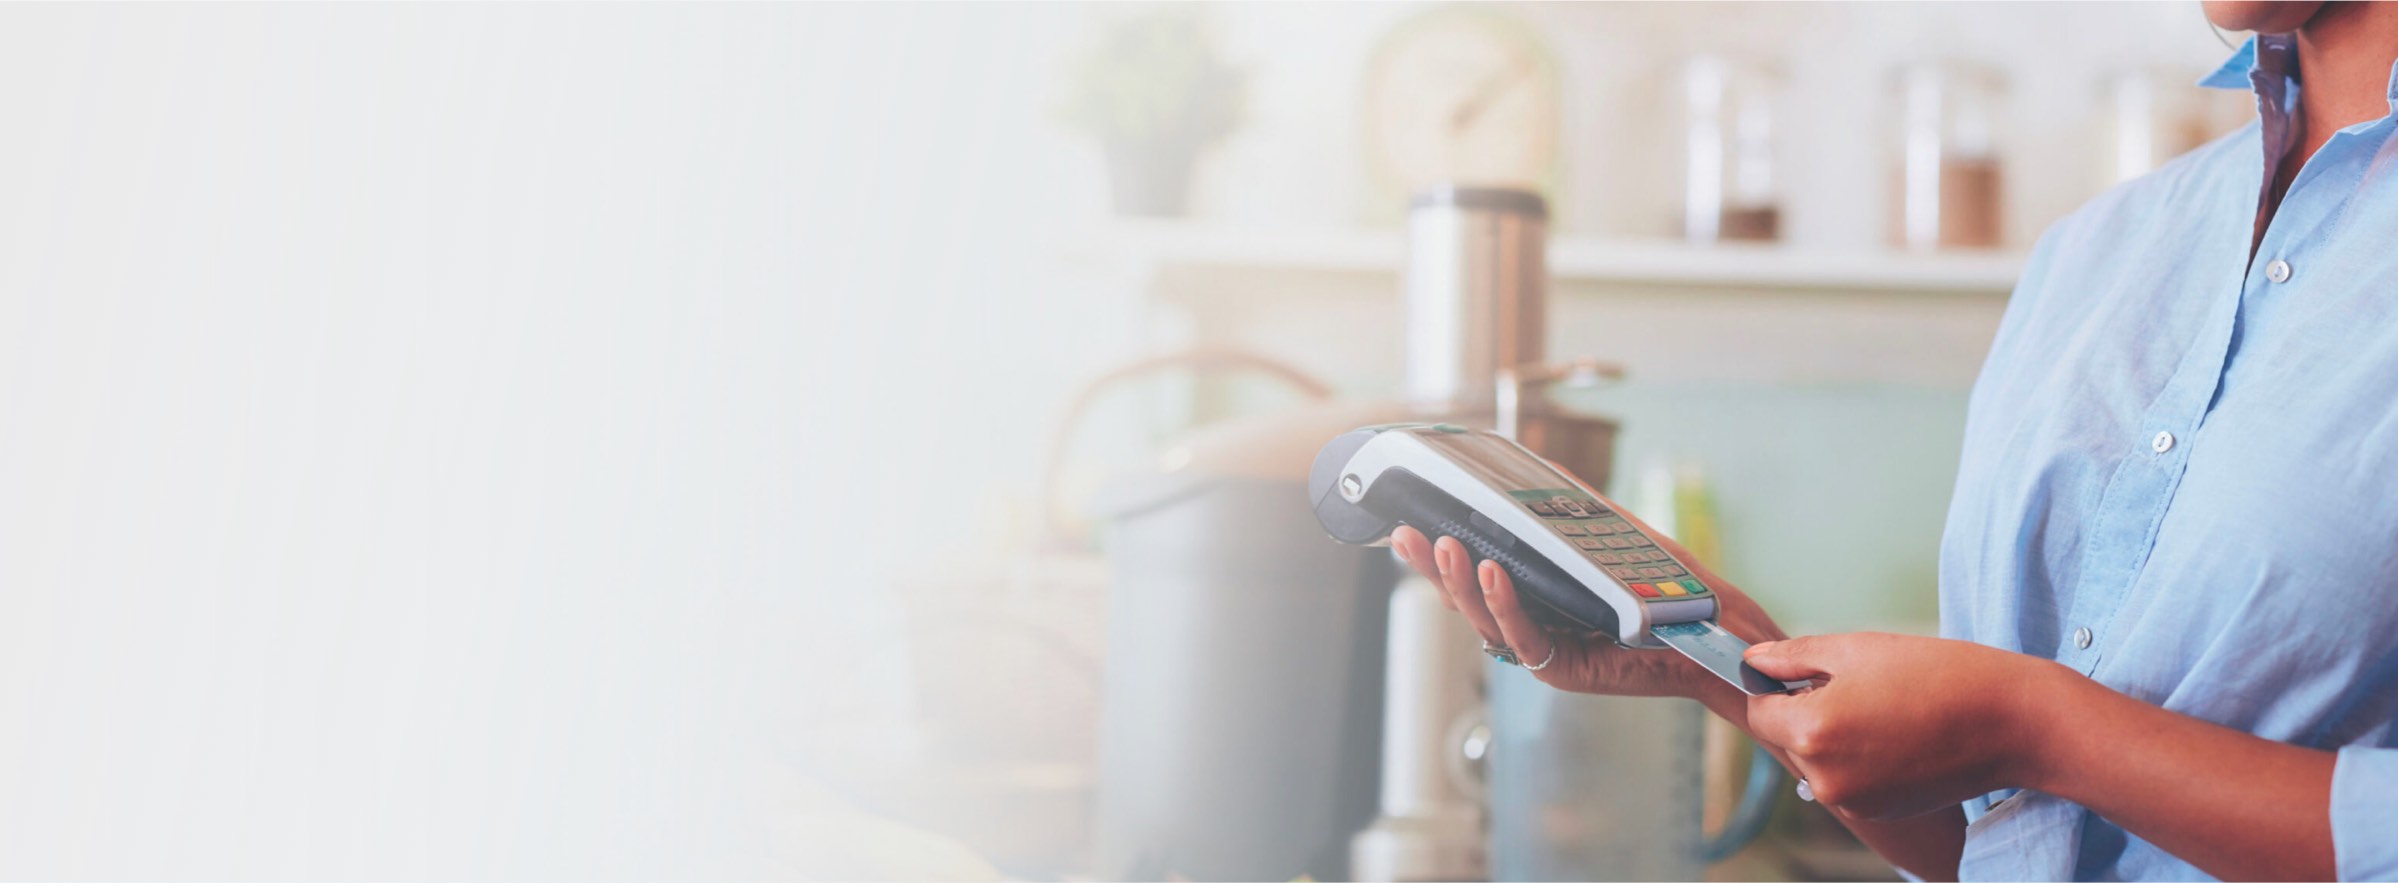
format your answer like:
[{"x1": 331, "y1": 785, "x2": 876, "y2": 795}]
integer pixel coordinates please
[
  {"x1": 2201, "y1": 33, "x2": 2398, "y2": 112},
  {"x1": 2198, "y1": 37, "x2": 2258, "y2": 90},
  {"x1": 2199, "y1": 34, "x2": 2298, "y2": 91}
]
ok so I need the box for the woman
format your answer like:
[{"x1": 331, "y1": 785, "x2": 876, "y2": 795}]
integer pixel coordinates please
[{"x1": 1393, "y1": 3, "x2": 2398, "y2": 879}]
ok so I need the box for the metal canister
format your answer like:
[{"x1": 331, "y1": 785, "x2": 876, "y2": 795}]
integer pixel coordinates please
[
  {"x1": 1356, "y1": 187, "x2": 1583, "y2": 883},
  {"x1": 1403, "y1": 187, "x2": 1548, "y2": 412}
]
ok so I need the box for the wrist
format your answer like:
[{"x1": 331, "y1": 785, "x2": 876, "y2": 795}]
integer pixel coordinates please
[{"x1": 1998, "y1": 658, "x2": 2087, "y2": 796}]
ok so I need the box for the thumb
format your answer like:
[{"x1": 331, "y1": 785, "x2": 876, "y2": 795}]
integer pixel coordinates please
[{"x1": 1742, "y1": 634, "x2": 1841, "y2": 682}]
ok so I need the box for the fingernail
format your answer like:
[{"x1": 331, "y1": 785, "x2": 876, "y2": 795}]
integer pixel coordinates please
[
  {"x1": 1433, "y1": 547, "x2": 1450, "y2": 576},
  {"x1": 1479, "y1": 560, "x2": 1497, "y2": 590}
]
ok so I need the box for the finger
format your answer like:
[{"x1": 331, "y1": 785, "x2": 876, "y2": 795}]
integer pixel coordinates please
[
  {"x1": 1743, "y1": 691, "x2": 1806, "y2": 759},
  {"x1": 1744, "y1": 687, "x2": 1840, "y2": 807},
  {"x1": 1742, "y1": 635, "x2": 1841, "y2": 682},
  {"x1": 1745, "y1": 710, "x2": 1832, "y2": 815},
  {"x1": 1433, "y1": 536, "x2": 1506, "y2": 645},
  {"x1": 1389, "y1": 526, "x2": 1442, "y2": 595},
  {"x1": 1477, "y1": 559, "x2": 1559, "y2": 674}
]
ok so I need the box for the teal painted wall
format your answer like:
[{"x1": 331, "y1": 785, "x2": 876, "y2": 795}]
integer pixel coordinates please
[{"x1": 1560, "y1": 382, "x2": 1969, "y2": 634}]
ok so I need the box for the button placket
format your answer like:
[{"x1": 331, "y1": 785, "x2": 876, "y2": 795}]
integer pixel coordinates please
[{"x1": 2053, "y1": 261, "x2": 2250, "y2": 676}]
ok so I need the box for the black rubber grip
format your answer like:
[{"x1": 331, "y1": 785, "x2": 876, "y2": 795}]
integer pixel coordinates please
[{"x1": 1361, "y1": 468, "x2": 1620, "y2": 637}]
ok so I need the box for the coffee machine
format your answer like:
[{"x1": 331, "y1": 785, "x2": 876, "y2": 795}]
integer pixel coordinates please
[
  {"x1": 1351, "y1": 186, "x2": 1616, "y2": 882},
  {"x1": 1354, "y1": 187, "x2": 1780, "y2": 882}
]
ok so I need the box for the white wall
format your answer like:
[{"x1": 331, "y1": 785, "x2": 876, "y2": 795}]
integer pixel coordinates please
[
  {"x1": 0, "y1": 4, "x2": 1119, "y2": 877},
  {"x1": 1200, "y1": 1, "x2": 2247, "y2": 247}
]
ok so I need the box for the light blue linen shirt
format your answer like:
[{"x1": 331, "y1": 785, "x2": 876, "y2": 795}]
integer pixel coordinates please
[{"x1": 1940, "y1": 36, "x2": 2398, "y2": 881}]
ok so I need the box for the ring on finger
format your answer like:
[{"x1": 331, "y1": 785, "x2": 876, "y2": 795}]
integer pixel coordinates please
[
  {"x1": 1521, "y1": 643, "x2": 1557, "y2": 672},
  {"x1": 1480, "y1": 639, "x2": 1520, "y2": 666}
]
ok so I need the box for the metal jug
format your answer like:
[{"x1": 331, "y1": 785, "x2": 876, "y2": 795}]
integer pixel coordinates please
[
  {"x1": 1484, "y1": 366, "x2": 1783, "y2": 882},
  {"x1": 1063, "y1": 350, "x2": 1413, "y2": 881},
  {"x1": 1487, "y1": 675, "x2": 1783, "y2": 881}
]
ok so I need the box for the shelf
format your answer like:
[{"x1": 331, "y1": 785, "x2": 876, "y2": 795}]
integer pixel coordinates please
[
  {"x1": 1549, "y1": 237, "x2": 2023, "y2": 294},
  {"x1": 1073, "y1": 220, "x2": 2025, "y2": 295}
]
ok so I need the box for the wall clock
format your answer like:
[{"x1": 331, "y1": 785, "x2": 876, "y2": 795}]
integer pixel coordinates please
[{"x1": 1362, "y1": 7, "x2": 1563, "y2": 208}]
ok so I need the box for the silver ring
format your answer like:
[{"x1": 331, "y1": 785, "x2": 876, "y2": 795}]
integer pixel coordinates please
[
  {"x1": 1522, "y1": 643, "x2": 1557, "y2": 672},
  {"x1": 1481, "y1": 640, "x2": 1520, "y2": 666},
  {"x1": 1795, "y1": 778, "x2": 1815, "y2": 803}
]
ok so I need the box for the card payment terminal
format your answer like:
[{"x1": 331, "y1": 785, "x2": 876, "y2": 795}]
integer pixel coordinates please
[{"x1": 1310, "y1": 423, "x2": 1792, "y2": 695}]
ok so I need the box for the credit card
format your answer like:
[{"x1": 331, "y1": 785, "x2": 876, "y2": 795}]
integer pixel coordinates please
[{"x1": 1651, "y1": 620, "x2": 1801, "y2": 696}]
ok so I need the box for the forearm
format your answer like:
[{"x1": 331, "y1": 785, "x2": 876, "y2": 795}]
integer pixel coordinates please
[
  {"x1": 1691, "y1": 675, "x2": 1967, "y2": 880},
  {"x1": 2023, "y1": 668, "x2": 2335, "y2": 881}
]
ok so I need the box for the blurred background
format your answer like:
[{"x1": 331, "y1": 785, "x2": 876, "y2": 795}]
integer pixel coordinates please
[{"x1": 0, "y1": 2, "x2": 2249, "y2": 880}]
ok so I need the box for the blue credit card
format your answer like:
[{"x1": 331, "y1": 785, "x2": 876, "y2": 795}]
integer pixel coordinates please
[{"x1": 1650, "y1": 620, "x2": 1801, "y2": 696}]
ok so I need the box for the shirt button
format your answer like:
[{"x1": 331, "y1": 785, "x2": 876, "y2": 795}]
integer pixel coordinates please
[
  {"x1": 2151, "y1": 430, "x2": 2176, "y2": 453},
  {"x1": 2267, "y1": 259, "x2": 2293, "y2": 283},
  {"x1": 2073, "y1": 627, "x2": 2093, "y2": 649}
]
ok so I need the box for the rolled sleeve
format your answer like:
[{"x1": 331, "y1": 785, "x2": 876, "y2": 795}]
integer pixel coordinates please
[{"x1": 2333, "y1": 746, "x2": 2398, "y2": 880}]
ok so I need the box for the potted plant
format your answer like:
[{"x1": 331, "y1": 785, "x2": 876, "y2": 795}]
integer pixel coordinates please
[{"x1": 1059, "y1": 6, "x2": 1244, "y2": 217}]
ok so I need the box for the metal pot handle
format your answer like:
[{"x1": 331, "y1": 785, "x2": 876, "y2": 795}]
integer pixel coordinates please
[
  {"x1": 1443, "y1": 706, "x2": 1492, "y2": 803},
  {"x1": 1037, "y1": 347, "x2": 1335, "y2": 550},
  {"x1": 1700, "y1": 741, "x2": 1786, "y2": 862}
]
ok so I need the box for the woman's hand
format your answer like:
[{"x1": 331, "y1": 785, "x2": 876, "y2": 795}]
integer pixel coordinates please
[
  {"x1": 1395, "y1": 524, "x2": 1980, "y2": 881},
  {"x1": 1741, "y1": 632, "x2": 2349, "y2": 880},
  {"x1": 1741, "y1": 632, "x2": 2074, "y2": 820},
  {"x1": 1389, "y1": 519, "x2": 1785, "y2": 702}
]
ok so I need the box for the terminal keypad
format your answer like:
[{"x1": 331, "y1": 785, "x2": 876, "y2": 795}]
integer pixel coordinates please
[{"x1": 1529, "y1": 495, "x2": 1710, "y2": 600}]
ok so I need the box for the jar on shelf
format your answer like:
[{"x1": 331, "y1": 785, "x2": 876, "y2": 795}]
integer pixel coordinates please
[
  {"x1": 2098, "y1": 66, "x2": 2210, "y2": 186},
  {"x1": 1888, "y1": 61, "x2": 2007, "y2": 250},
  {"x1": 1679, "y1": 54, "x2": 1785, "y2": 244},
  {"x1": 2097, "y1": 66, "x2": 2254, "y2": 188}
]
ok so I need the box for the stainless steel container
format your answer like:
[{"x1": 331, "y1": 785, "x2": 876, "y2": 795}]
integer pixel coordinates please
[{"x1": 1403, "y1": 187, "x2": 1548, "y2": 412}]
